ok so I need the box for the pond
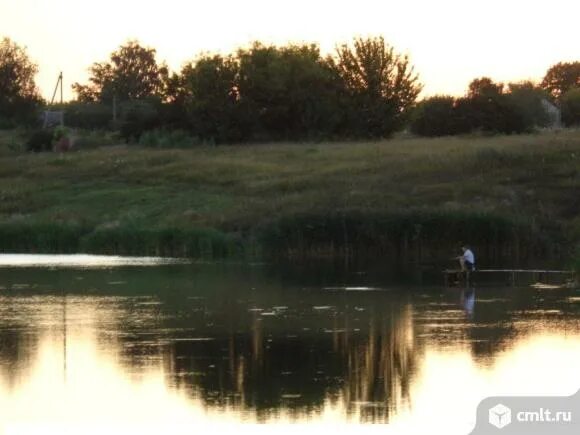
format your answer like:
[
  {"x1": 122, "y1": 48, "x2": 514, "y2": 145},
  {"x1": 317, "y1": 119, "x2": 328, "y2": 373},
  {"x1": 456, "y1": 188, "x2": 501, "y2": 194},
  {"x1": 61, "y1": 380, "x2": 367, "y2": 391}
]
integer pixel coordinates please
[{"x1": 0, "y1": 255, "x2": 579, "y2": 434}]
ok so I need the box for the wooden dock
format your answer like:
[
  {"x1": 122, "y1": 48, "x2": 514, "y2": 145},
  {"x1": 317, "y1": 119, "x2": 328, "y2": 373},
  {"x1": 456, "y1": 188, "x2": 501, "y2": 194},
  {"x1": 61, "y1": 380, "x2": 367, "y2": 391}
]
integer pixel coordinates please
[{"x1": 443, "y1": 268, "x2": 577, "y2": 287}]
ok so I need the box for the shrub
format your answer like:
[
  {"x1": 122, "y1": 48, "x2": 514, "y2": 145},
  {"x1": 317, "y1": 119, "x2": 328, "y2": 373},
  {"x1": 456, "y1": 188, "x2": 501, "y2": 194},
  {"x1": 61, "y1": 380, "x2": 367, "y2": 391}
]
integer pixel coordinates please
[
  {"x1": 561, "y1": 88, "x2": 580, "y2": 127},
  {"x1": 450, "y1": 94, "x2": 529, "y2": 135},
  {"x1": 25, "y1": 129, "x2": 54, "y2": 152},
  {"x1": 410, "y1": 96, "x2": 457, "y2": 137},
  {"x1": 118, "y1": 99, "x2": 160, "y2": 142},
  {"x1": 62, "y1": 102, "x2": 112, "y2": 129},
  {"x1": 0, "y1": 116, "x2": 17, "y2": 130},
  {"x1": 507, "y1": 82, "x2": 550, "y2": 129}
]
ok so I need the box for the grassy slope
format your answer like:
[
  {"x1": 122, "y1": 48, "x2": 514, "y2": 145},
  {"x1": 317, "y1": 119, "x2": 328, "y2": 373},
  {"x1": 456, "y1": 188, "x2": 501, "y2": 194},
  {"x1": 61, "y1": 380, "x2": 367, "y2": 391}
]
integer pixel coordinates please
[{"x1": 0, "y1": 129, "x2": 579, "y2": 257}]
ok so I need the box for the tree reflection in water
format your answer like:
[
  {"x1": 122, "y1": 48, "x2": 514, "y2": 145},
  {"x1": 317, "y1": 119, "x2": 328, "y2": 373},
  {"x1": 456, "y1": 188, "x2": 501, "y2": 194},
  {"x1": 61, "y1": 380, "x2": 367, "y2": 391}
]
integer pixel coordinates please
[{"x1": 0, "y1": 264, "x2": 578, "y2": 425}]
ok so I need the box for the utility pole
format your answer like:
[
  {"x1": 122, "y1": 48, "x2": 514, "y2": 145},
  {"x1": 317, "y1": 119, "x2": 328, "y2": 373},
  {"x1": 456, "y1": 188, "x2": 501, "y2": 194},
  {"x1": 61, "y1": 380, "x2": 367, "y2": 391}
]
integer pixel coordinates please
[
  {"x1": 50, "y1": 72, "x2": 63, "y2": 105},
  {"x1": 44, "y1": 72, "x2": 64, "y2": 128}
]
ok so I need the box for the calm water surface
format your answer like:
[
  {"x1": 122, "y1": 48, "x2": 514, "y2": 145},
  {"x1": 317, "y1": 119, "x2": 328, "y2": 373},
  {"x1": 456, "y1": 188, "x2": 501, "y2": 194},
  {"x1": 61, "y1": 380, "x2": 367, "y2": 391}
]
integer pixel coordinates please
[{"x1": 0, "y1": 256, "x2": 579, "y2": 434}]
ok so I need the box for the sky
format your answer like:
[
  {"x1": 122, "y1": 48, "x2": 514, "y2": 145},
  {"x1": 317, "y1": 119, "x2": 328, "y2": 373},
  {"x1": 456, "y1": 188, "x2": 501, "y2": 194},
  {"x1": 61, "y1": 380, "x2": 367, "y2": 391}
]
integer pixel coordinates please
[{"x1": 1, "y1": 0, "x2": 578, "y2": 101}]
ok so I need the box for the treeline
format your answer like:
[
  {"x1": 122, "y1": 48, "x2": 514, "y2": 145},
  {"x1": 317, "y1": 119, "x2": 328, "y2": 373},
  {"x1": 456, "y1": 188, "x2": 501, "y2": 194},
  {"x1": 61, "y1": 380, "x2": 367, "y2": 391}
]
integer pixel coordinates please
[
  {"x1": 410, "y1": 75, "x2": 579, "y2": 137},
  {"x1": 69, "y1": 37, "x2": 421, "y2": 143},
  {"x1": 412, "y1": 80, "x2": 546, "y2": 137},
  {"x1": 1, "y1": 36, "x2": 580, "y2": 145},
  {"x1": 2, "y1": 37, "x2": 421, "y2": 143}
]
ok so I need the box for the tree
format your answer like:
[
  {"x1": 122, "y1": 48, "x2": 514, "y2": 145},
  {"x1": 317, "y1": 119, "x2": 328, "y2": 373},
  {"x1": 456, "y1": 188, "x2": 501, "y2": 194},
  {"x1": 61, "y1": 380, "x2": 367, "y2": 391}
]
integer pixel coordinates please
[
  {"x1": 118, "y1": 98, "x2": 161, "y2": 142},
  {"x1": 72, "y1": 40, "x2": 168, "y2": 104},
  {"x1": 236, "y1": 43, "x2": 341, "y2": 141},
  {"x1": 179, "y1": 54, "x2": 244, "y2": 142},
  {"x1": 467, "y1": 77, "x2": 503, "y2": 98},
  {"x1": 541, "y1": 61, "x2": 580, "y2": 100},
  {"x1": 506, "y1": 81, "x2": 550, "y2": 128},
  {"x1": 561, "y1": 88, "x2": 580, "y2": 126},
  {"x1": 0, "y1": 37, "x2": 42, "y2": 125},
  {"x1": 463, "y1": 77, "x2": 527, "y2": 134},
  {"x1": 330, "y1": 36, "x2": 422, "y2": 138}
]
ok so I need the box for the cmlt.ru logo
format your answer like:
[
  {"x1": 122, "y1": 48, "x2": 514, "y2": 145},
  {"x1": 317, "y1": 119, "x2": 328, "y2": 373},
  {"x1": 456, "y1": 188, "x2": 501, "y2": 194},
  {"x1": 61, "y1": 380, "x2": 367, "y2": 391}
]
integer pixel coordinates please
[{"x1": 489, "y1": 404, "x2": 512, "y2": 429}]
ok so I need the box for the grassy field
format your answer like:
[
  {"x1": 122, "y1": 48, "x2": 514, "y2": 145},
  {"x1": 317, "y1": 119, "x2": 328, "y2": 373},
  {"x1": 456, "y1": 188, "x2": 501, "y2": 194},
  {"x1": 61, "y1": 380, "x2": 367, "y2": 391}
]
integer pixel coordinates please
[{"x1": 0, "y1": 129, "x2": 579, "y2": 262}]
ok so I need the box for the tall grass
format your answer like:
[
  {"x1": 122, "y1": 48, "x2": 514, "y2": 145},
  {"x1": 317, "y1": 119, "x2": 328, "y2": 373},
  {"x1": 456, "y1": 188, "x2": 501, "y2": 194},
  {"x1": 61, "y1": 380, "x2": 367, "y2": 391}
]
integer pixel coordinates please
[
  {"x1": 80, "y1": 225, "x2": 239, "y2": 257},
  {"x1": 0, "y1": 221, "x2": 87, "y2": 253},
  {"x1": 257, "y1": 210, "x2": 546, "y2": 263},
  {"x1": 138, "y1": 129, "x2": 202, "y2": 148},
  {"x1": 0, "y1": 221, "x2": 238, "y2": 258}
]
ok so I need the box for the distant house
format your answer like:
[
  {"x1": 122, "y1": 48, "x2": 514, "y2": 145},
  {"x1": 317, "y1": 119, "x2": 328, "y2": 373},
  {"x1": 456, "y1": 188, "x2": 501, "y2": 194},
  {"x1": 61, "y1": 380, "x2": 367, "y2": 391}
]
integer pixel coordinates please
[{"x1": 541, "y1": 99, "x2": 562, "y2": 129}]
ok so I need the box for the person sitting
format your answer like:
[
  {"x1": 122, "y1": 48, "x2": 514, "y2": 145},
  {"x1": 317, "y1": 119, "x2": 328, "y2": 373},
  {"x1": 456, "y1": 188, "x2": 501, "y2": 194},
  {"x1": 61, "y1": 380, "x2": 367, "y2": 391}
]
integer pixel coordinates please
[{"x1": 457, "y1": 245, "x2": 475, "y2": 272}]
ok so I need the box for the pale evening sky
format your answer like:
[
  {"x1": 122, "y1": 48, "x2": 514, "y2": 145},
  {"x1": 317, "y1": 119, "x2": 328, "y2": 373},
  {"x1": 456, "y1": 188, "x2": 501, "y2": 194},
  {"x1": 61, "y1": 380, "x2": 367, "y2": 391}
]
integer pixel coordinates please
[{"x1": 1, "y1": 0, "x2": 578, "y2": 101}]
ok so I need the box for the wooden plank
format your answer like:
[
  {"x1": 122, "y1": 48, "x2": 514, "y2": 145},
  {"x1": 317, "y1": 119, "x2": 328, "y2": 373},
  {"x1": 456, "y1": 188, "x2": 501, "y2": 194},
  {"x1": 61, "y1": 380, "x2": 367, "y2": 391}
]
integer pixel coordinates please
[
  {"x1": 478, "y1": 269, "x2": 574, "y2": 274},
  {"x1": 442, "y1": 268, "x2": 576, "y2": 287},
  {"x1": 443, "y1": 269, "x2": 574, "y2": 274}
]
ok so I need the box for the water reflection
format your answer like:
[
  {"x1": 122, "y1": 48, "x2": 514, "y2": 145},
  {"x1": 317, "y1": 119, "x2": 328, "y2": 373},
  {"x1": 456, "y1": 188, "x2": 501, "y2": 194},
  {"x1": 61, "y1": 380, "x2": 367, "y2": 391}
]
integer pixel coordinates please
[
  {"x1": 461, "y1": 288, "x2": 475, "y2": 318},
  {"x1": 0, "y1": 263, "x2": 579, "y2": 432},
  {"x1": 0, "y1": 254, "x2": 188, "y2": 268}
]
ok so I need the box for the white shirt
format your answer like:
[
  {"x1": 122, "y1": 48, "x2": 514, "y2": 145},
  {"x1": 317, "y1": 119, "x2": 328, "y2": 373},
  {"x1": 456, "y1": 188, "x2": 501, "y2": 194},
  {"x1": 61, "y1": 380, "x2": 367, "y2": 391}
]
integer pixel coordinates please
[{"x1": 463, "y1": 249, "x2": 475, "y2": 264}]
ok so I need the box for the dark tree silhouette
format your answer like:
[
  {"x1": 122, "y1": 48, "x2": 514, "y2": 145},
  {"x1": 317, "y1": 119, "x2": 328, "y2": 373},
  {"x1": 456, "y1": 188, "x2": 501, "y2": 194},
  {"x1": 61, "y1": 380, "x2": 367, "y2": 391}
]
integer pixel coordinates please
[
  {"x1": 467, "y1": 77, "x2": 504, "y2": 98},
  {"x1": 0, "y1": 37, "x2": 42, "y2": 125},
  {"x1": 541, "y1": 61, "x2": 580, "y2": 100},
  {"x1": 330, "y1": 36, "x2": 422, "y2": 138},
  {"x1": 506, "y1": 81, "x2": 550, "y2": 128},
  {"x1": 72, "y1": 40, "x2": 168, "y2": 104},
  {"x1": 561, "y1": 88, "x2": 580, "y2": 126},
  {"x1": 236, "y1": 43, "x2": 341, "y2": 141},
  {"x1": 179, "y1": 54, "x2": 242, "y2": 142}
]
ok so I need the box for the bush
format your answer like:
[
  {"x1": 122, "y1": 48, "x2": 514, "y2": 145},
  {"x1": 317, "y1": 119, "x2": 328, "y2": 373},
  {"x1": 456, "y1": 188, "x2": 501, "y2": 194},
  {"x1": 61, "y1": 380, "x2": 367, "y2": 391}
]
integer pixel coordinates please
[
  {"x1": 410, "y1": 89, "x2": 538, "y2": 138},
  {"x1": 507, "y1": 82, "x2": 550, "y2": 129},
  {"x1": 448, "y1": 95, "x2": 529, "y2": 135},
  {"x1": 0, "y1": 117, "x2": 17, "y2": 130},
  {"x1": 118, "y1": 99, "x2": 160, "y2": 142},
  {"x1": 465, "y1": 94, "x2": 527, "y2": 134},
  {"x1": 561, "y1": 88, "x2": 580, "y2": 127},
  {"x1": 62, "y1": 102, "x2": 113, "y2": 129},
  {"x1": 25, "y1": 129, "x2": 54, "y2": 152},
  {"x1": 410, "y1": 96, "x2": 457, "y2": 137}
]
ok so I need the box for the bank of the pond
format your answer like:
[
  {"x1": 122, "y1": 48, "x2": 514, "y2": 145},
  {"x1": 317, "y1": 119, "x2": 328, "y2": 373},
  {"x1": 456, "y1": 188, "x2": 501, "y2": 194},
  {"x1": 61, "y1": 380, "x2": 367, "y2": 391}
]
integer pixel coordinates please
[{"x1": 0, "y1": 129, "x2": 579, "y2": 264}]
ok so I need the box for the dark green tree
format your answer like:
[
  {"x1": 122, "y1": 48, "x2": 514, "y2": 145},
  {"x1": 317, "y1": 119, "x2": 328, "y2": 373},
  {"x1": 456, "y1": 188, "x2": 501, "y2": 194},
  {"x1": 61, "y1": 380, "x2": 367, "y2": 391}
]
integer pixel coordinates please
[
  {"x1": 506, "y1": 81, "x2": 550, "y2": 128},
  {"x1": 179, "y1": 54, "x2": 243, "y2": 142},
  {"x1": 467, "y1": 77, "x2": 504, "y2": 98},
  {"x1": 464, "y1": 77, "x2": 527, "y2": 134},
  {"x1": 118, "y1": 98, "x2": 161, "y2": 142},
  {"x1": 273, "y1": 44, "x2": 342, "y2": 139},
  {"x1": 541, "y1": 61, "x2": 580, "y2": 100},
  {"x1": 561, "y1": 88, "x2": 580, "y2": 126},
  {"x1": 236, "y1": 42, "x2": 341, "y2": 141},
  {"x1": 0, "y1": 37, "x2": 42, "y2": 126},
  {"x1": 72, "y1": 40, "x2": 168, "y2": 104},
  {"x1": 330, "y1": 36, "x2": 422, "y2": 138}
]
